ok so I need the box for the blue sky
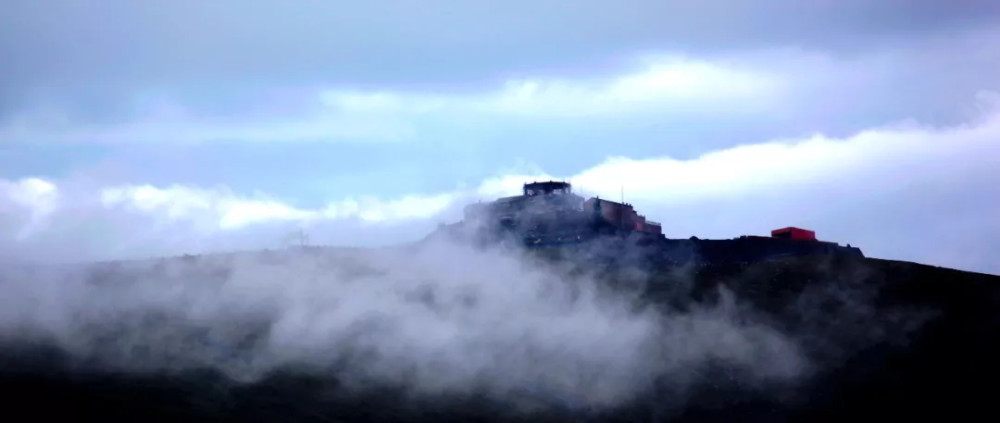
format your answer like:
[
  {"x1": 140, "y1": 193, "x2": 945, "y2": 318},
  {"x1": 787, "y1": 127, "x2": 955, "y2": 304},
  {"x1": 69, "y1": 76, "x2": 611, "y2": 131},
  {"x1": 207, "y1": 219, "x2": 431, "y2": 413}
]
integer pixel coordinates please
[{"x1": 2, "y1": 0, "x2": 1000, "y2": 274}]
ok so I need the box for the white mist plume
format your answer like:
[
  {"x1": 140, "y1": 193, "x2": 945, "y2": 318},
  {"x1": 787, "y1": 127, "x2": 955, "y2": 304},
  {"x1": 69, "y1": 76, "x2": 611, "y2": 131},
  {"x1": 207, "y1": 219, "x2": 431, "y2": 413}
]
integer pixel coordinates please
[{"x1": 0, "y1": 237, "x2": 808, "y2": 411}]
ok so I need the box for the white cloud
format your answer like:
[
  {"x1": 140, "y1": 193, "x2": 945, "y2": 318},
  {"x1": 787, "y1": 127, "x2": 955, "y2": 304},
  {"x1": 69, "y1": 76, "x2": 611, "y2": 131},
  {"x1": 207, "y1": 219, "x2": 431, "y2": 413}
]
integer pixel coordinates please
[
  {"x1": 471, "y1": 100, "x2": 1000, "y2": 274},
  {"x1": 0, "y1": 179, "x2": 459, "y2": 262},
  {"x1": 473, "y1": 96, "x2": 999, "y2": 204},
  {"x1": 100, "y1": 185, "x2": 313, "y2": 231},
  {"x1": 1, "y1": 55, "x2": 777, "y2": 145},
  {"x1": 563, "y1": 115, "x2": 997, "y2": 204},
  {"x1": 1, "y1": 177, "x2": 59, "y2": 213},
  {"x1": 477, "y1": 56, "x2": 776, "y2": 118},
  {"x1": 0, "y1": 177, "x2": 60, "y2": 240},
  {"x1": 2, "y1": 100, "x2": 999, "y2": 273},
  {"x1": 5, "y1": 36, "x2": 997, "y2": 153},
  {"x1": 315, "y1": 56, "x2": 776, "y2": 122},
  {"x1": 96, "y1": 184, "x2": 457, "y2": 231}
]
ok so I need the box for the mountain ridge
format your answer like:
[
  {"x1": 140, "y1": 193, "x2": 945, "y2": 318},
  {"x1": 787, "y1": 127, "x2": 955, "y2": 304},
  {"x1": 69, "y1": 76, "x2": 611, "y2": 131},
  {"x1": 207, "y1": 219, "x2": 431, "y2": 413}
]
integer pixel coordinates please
[{"x1": 0, "y1": 238, "x2": 997, "y2": 422}]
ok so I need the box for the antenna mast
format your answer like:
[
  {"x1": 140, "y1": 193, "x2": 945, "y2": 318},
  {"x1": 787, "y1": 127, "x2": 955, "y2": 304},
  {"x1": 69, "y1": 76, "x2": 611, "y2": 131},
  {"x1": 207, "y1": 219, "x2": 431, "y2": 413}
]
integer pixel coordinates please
[{"x1": 287, "y1": 228, "x2": 309, "y2": 248}]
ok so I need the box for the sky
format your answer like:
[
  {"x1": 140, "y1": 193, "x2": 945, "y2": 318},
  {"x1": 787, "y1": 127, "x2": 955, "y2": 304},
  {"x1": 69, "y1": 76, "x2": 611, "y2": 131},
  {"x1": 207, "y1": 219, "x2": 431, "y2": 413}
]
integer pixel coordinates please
[{"x1": 2, "y1": 0, "x2": 1000, "y2": 274}]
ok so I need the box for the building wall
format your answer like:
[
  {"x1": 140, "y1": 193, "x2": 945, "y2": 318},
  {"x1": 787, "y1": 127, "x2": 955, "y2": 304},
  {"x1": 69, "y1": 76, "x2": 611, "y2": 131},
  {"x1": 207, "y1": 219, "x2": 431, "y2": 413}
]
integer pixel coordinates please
[{"x1": 584, "y1": 198, "x2": 649, "y2": 231}]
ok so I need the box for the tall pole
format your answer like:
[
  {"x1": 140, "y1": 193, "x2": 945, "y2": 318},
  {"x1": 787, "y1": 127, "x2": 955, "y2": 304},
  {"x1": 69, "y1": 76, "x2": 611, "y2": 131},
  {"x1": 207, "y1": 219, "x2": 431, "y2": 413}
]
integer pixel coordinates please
[
  {"x1": 291, "y1": 228, "x2": 308, "y2": 248},
  {"x1": 620, "y1": 184, "x2": 624, "y2": 230}
]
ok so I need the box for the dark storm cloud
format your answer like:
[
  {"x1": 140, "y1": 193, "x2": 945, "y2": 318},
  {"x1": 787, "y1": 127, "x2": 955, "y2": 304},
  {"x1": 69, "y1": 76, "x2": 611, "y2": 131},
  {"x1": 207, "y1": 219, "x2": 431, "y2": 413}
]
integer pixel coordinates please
[{"x1": 1, "y1": 0, "x2": 998, "y2": 123}]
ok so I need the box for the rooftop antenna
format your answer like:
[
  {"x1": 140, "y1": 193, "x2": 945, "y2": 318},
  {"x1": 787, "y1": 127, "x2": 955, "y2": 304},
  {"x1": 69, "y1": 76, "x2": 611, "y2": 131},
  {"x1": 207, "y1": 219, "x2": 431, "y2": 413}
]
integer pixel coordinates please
[
  {"x1": 620, "y1": 184, "x2": 624, "y2": 229},
  {"x1": 287, "y1": 228, "x2": 309, "y2": 248},
  {"x1": 298, "y1": 228, "x2": 308, "y2": 247}
]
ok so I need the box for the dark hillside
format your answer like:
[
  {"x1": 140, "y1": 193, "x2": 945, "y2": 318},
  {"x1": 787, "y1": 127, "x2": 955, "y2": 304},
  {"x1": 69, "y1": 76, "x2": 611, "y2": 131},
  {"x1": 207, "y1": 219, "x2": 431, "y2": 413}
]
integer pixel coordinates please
[
  {"x1": 0, "y1": 246, "x2": 997, "y2": 422},
  {"x1": 668, "y1": 256, "x2": 1000, "y2": 422}
]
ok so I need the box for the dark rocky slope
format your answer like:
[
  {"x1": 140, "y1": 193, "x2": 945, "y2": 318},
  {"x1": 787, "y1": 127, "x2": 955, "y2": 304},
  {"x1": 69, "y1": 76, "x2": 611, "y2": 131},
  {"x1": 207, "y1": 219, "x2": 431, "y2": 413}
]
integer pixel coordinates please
[{"x1": 0, "y1": 247, "x2": 997, "y2": 422}]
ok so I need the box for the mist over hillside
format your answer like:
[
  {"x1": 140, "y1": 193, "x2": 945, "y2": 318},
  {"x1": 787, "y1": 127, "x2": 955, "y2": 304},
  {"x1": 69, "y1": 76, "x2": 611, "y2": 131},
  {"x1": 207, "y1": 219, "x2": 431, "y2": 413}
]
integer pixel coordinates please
[
  {"x1": 2, "y1": 236, "x2": 994, "y2": 422},
  {"x1": 4, "y1": 1, "x2": 1000, "y2": 421}
]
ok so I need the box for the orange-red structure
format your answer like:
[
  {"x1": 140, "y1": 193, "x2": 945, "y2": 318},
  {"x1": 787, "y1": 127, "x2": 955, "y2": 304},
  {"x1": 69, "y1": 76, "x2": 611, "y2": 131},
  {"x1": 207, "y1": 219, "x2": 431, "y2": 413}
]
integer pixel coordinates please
[{"x1": 771, "y1": 227, "x2": 817, "y2": 241}]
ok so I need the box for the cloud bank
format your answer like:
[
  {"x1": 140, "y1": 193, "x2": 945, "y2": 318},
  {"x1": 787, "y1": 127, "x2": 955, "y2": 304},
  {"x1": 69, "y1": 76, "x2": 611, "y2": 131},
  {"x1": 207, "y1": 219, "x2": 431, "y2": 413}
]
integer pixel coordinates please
[
  {"x1": 0, "y1": 238, "x2": 811, "y2": 412},
  {"x1": 5, "y1": 97, "x2": 997, "y2": 273},
  {"x1": 2, "y1": 56, "x2": 777, "y2": 145},
  {"x1": 5, "y1": 29, "x2": 1000, "y2": 149}
]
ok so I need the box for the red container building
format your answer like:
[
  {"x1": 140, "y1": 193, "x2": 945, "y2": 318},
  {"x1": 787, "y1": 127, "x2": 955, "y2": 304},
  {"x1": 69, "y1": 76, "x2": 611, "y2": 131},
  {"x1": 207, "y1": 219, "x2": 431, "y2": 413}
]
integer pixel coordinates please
[{"x1": 771, "y1": 227, "x2": 817, "y2": 241}]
